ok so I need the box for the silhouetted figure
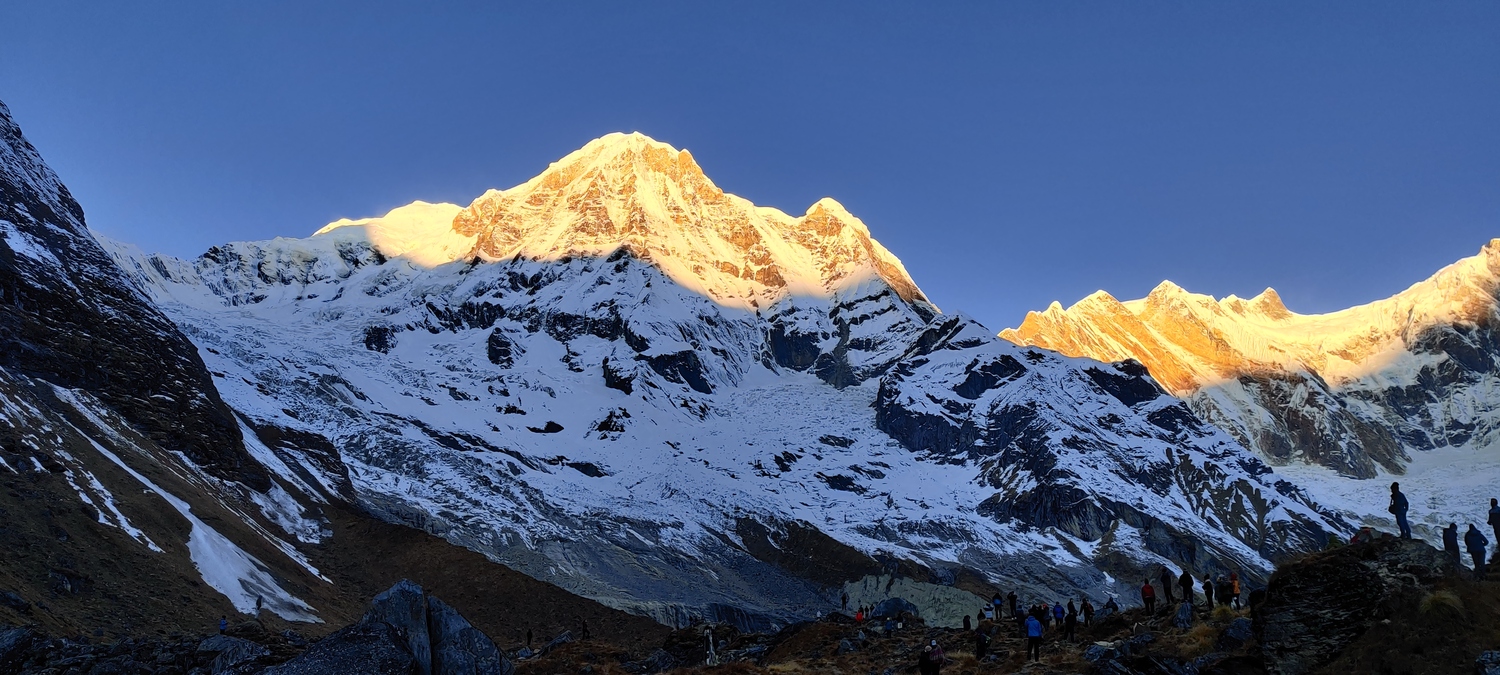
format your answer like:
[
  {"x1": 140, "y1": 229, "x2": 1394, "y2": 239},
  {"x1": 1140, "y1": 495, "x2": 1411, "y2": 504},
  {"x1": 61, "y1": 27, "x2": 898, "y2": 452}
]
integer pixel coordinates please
[
  {"x1": 1081, "y1": 599, "x2": 1094, "y2": 627},
  {"x1": 973, "y1": 629, "x2": 990, "y2": 661},
  {"x1": 1489, "y1": 498, "x2": 1500, "y2": 551},
  {"x1": 1063, "y1": 605, "x2": 1078, "y2": 641},
  {"x1": 1007, "y1": 591, "x2": 1018, "y2": 619},
  {"x1": 1140, "y1": 579, "x2": 1156, "y2": 614},
  {"x1": 841, "y1": 592, "x2": 848, "y2": 612},
  {"x1": 1159, "y1": 566, "x2": 1175, "y2": 604},
  {"x1": 1202, "y1": 576, "x2": 1215, "y2": 610},
  {"x1": 1390, "y1": 482, "x2": 1412, "y2": 539},
  {"x1": 918, "y1": 639, "x2": 945, "y2": 675},
  {"x1": 1443, "y1": 523, "x2": 1463, "y2": 567},
  {"x1": 1178, "y1": 570, "x2": 1195, "y2": 606},
  {"x1": 1466, "y1": 524, "x2": 1489, "y2": 579},
  {"x1": 219, "y1": 616, "x2": 227, "y2": 635},
  {"x1": 963, "y1": 614, "x2": 972, "y2": 631},
  {"x1": 527, "y1": 628, "x2": 533, "y2": 648}
]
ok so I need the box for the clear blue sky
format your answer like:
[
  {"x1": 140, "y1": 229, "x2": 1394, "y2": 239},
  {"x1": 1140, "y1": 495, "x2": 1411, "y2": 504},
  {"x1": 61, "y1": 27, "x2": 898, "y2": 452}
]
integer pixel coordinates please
[{"x1": 2, "y1": 2, "x2": 1497, "y2": 329}]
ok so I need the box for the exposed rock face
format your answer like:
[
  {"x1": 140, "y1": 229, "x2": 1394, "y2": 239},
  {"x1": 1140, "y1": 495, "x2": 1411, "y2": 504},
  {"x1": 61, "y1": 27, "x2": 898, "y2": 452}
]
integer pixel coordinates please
[
  {"x1": 0, "y1": 100, "x2": 265, "y2": 489},
  {"x1": 270, "y1": 580, "x2": 512, "y2": 675},
  {"x1": 1256, "y1": 537, "x2": 1455, "y2": 675},
  {"x1": 875, "y1": 316, "x2": 1338, "y2": 575}
]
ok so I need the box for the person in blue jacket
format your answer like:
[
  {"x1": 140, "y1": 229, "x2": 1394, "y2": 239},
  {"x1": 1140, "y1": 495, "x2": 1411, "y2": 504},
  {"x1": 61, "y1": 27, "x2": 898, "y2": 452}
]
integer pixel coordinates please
[
  {"x1": 1025, "y1": 614, "x2": 1043, "y2": 661},
  {"x1": 1051, "y1": 602, "x2": 1064, "y2": 628},
  {"x1": 1465, "y1": 524, "x2": 1489, "y2": 579},
  {"x1": 1389, "y1": 482, "x2": 1412, "y2": 539}
]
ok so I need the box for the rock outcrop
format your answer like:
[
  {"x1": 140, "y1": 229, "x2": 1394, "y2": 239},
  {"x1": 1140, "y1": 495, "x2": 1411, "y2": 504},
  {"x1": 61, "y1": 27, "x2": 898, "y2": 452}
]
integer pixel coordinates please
[
  {"x1": 0, "y1": 99, "x2": 265, "y2": 489},
  {"x1": 269, "y1": 580, "x2": 513, "y2": 675},
  {"x1": 1256, "y1": 537, "x2": 1457, "y2": 675}
]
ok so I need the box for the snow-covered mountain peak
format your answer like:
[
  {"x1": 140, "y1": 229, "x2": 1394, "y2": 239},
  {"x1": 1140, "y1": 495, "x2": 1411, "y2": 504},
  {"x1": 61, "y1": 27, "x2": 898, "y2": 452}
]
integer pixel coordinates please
[
  {"x1": 446, "y1": 132, "x2": 931, "y2": 309},
  {"x1": 311, "y1": 201, "x2": 469, "y2": 267}
]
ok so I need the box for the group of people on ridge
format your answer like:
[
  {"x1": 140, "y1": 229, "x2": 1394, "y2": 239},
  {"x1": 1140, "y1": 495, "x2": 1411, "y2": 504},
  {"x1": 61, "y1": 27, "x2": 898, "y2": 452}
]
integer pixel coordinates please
[
  {"x1": 1399, "y1": 483, "x2": 1497, "y2": 579},
  {"x1": 855, "y1": 487, "x2": 1500, "y2": 672}
]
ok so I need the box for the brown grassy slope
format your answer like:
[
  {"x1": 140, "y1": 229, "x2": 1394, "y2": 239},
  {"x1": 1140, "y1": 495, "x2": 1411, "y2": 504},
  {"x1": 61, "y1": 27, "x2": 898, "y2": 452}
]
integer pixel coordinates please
[{"x1": 310, "y1": 502, "x2": 670, "y2": 651}]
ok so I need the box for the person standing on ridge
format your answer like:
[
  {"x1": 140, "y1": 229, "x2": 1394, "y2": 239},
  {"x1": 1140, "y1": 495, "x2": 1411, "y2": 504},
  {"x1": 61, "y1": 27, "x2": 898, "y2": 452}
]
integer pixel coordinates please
[
  {"x1": 1444, "y1": 523, "x2": 1463, "y2": 568},
  {"x1": 1140, "y1": 579, "x2": 1156, "y2": 615},
  {"x1": 841, "y1": 592, "x2": 848, "y2": 612},
  {"x1": 1202, "y1": 575, "x2": 1215, "y2": 610},
  {"x1": 1025, "y1": 614, "x2": 1043, "y2": 661},
  {"x1": 1052, "y1": 601, "x2": 1065, "y2": 629},
  {"x1": 973, "y1": 628, "x2": 990, "y2": 662},
  {"x1": 1229, "y1": 572, "x2": 1242, "y2": 610},
  {"x1": 1063, "y1": 603, "x2": 1078, "y2": 642},
  {"x1": 1008, "y1": 590, "x2": 1018, "y2": 619},
  {"x1": 1389, "y1": 482, "x2": 1412, "y2": 539},
  {"x1": 1159, "y1": 566, "x2": 1175, "y2": 604},
  {"x1": 1466, "y1": 524, "x2": 1489, "y2": 579},
  {"x1": 1489, "y1": 498, "x2": 1500, "y2": 551},
  {"x1": 218, "y1": 616, "x2": 227, "y2": 635},
  {"x1": 963, "y1": 614, "x2": 972, "y2": 631},
  {"x1": 1081, "y1": 598, "x2": 1095, "y2": 627},
  {"x1": 1178, "y1": 570, "x2": 1195, "y2": 607}
]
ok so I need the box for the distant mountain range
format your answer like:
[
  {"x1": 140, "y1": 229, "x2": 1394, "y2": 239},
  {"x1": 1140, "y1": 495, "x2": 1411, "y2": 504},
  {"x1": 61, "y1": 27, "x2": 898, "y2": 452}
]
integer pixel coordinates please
[{"x1": 4, "y1": 98, "x2": 1492, "y2": 636}]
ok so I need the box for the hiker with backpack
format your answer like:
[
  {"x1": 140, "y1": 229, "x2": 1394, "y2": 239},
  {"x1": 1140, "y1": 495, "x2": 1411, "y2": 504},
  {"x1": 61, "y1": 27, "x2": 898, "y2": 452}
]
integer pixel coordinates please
[
  {"x1": 1390, "y1": 482, "x2": 1412, "y2": 539},
  {"x1": 1140, "y1": 579, "x2": 1156, "y2": 614}
]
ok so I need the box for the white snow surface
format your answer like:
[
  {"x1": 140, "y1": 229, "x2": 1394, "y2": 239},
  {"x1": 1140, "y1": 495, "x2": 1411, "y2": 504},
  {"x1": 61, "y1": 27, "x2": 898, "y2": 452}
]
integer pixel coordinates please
[
  {"x1": 90, "y1": 131, "x2": 1346, "y2": 626},
  {"x1": 51, "y1": 388, "x2": 322, "y2": 622}
]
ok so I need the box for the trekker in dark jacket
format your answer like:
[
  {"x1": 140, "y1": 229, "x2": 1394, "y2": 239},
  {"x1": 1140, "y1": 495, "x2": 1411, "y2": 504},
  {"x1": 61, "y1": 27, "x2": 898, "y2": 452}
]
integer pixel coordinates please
[
  {"x1": 1081, "y1": 599, "x2": 1095, "y2": 627},
  {"x1": 1443, "y1": 523, "x2": 1463, "y2": 567},
  {"x1": 1159, "y1": 566, "x2": 1175, "y2": 604},
  {"x1": 1178, "y1": 570, "x2": 1195, "y2": 606},
  {"x1": 1140, "y1": 579, "x2": 1156, "y2": 614},
  {"x1": 918, "y1": 640, "x2": 945, "y2": 675},
  {"x1": 1390, "y1": 482, "x2": 1412, "y2": 539},
  {"x1": 1008, "y1": 591, "x2": 1018, "y2": 619},
  {"x1": 1466, "y1": 524, "x2": 1489, "y2": 578},
  {"x1": 1025, "y1": 615, "x2": 1043, "y2": 661},
  {"x1": 1202, "y1": 576, "x2": 1215, "y2": 610},
  {"x1": 1063, "y1": 605, "x2": 1078, "y2": 642},
  {"x1": 1489, "y1": 498, "x2": 1500, "y2": 549},
  {"x1": 974, "y1": 630, "x2": 990, "y2": 661}
]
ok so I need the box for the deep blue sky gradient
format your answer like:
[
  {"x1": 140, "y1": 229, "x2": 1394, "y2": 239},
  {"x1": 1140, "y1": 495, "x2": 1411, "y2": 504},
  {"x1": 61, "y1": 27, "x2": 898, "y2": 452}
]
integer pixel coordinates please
[{"x1": 2, "y1": 2, "x2": 1497, "y2": 329}]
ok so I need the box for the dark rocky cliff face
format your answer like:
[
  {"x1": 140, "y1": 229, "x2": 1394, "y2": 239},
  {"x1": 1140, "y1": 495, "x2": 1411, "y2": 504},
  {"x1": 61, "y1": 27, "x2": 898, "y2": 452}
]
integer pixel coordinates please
[{"x1": 0, "y1": 100, "x2": 265, "y2": 489}]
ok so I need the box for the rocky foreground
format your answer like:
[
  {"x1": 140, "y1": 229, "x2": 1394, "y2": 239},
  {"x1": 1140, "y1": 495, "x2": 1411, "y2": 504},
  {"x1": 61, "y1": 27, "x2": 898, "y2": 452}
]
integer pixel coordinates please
[{"x1": 2, "y1": 536, "x2": 1498, "y2": 674}]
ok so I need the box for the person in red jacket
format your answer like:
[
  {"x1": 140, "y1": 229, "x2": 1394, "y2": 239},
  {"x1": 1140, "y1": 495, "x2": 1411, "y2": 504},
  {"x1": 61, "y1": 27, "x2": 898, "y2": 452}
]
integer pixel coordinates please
[{"x1": 1140, "y1": 579, "x2": 1156, "y2": 614}]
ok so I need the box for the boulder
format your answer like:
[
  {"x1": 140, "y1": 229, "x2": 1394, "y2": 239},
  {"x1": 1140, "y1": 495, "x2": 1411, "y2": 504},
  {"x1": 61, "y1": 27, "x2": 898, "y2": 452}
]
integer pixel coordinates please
[
  {"x1": 1478, "y1": 650, "x2": 1500, "y2": 675},
  {"x1": 1216, "y1": 617, "x2": 1253, "y2": 652},
  {"x1": 269, "y1": 579, "x2": 513, "y2": 675},
  {"x1": 1257, "y1": 538, "x2": 1453, "y2": 675},
  {"x1": 197, "y1": 635, "x2": 269, "y2": 673},
  {"x1": 261, "y1": 622, "x2": 417, "y2": 675},
  {"x1": 1173, "y1": 602, "x2": 1194, "y2": 629},
  {"x1": 872, "y1": 597, "x2": 919, "y2": 619},
  {"x1": 0, "y1": 626, "x2": 40, "y2": 671}
]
